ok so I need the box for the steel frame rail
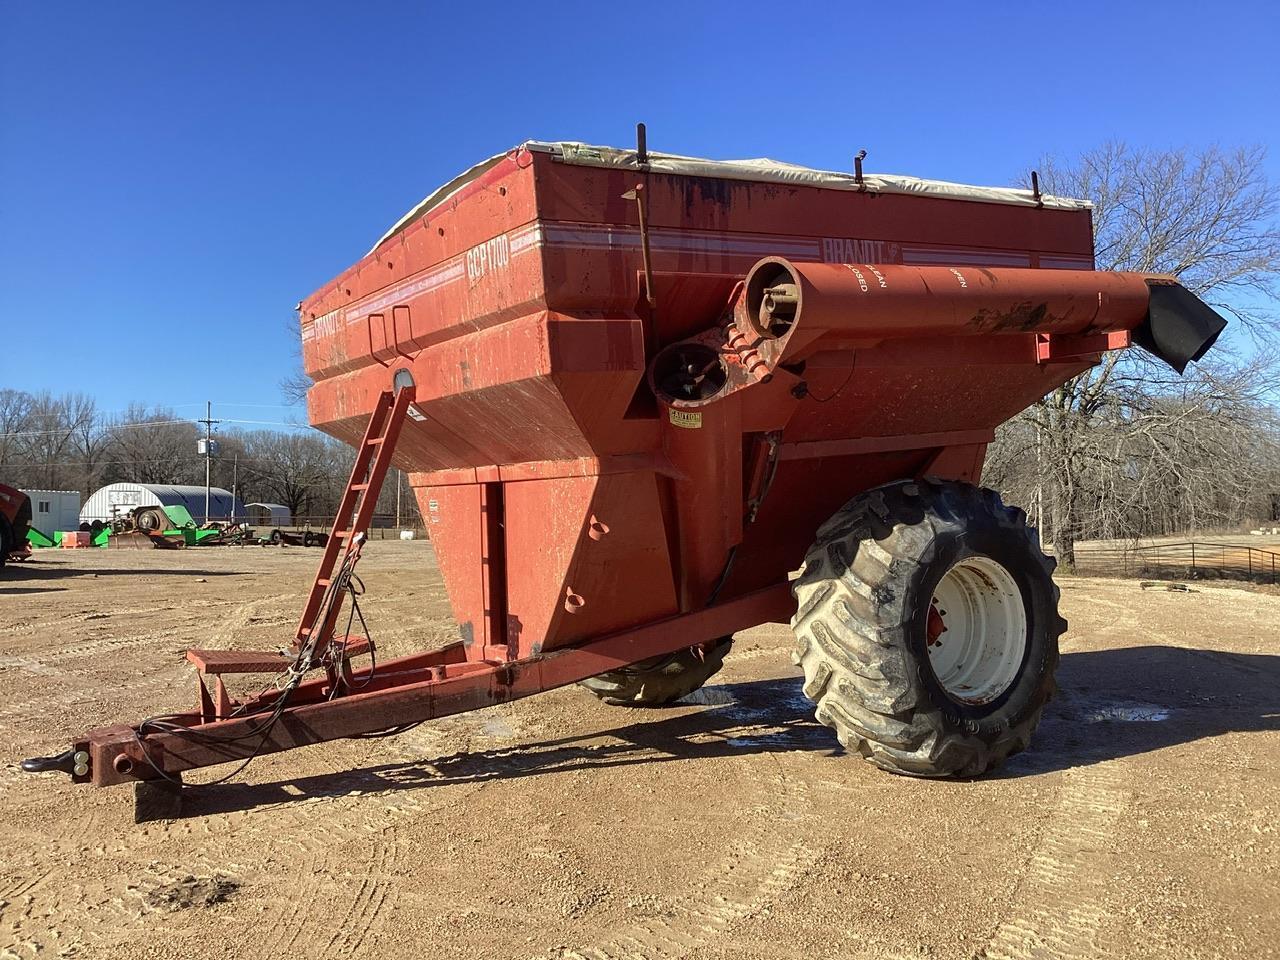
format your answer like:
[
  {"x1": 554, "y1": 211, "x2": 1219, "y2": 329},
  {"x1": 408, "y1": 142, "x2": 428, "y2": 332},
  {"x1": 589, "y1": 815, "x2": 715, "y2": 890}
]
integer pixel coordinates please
[
  {"x1": 76, "y1": 581, "x2": 794, "y2": 787},
  {"x1": 66, "y1": 386, "x2": 795, "y2": 789}
]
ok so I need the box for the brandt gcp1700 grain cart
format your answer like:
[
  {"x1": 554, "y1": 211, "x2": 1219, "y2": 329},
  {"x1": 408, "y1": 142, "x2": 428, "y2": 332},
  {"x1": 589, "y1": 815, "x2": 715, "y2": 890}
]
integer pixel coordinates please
[{"x1": 25, "y1": 133, "x2": 1225, "y2": 817}]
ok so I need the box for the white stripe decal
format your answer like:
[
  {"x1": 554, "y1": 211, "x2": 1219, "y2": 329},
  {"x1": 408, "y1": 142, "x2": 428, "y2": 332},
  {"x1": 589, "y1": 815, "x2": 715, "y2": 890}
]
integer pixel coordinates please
[
  {"x1": 345, "y1": 261, "x2": 467, "y2": 323},
  {"x1": 304, "y1": 222, "x2": 1085, "y2": 344},
  {"x1": 538, "y1": 225, "x2": 819, "y2": 257},
  {"x1": 901, "y1": 249, "x2": 1033, "y2": 267},
  {"x1": 1040, "y1": 256, "x2": 1094, "y2": 269}
]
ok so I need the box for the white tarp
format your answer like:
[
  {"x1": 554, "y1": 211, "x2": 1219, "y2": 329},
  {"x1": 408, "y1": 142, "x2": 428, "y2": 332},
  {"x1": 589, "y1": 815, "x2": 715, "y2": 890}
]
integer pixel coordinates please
[{"x1": 373, "y1": 140, "x2": 1089, "y2": 252}]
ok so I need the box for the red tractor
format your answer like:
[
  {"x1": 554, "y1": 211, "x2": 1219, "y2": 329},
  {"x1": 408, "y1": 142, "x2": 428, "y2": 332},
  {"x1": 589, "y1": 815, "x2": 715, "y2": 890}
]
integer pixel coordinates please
[{"x1": 0, "y1": 483, "x2": 33, "y2": 569}]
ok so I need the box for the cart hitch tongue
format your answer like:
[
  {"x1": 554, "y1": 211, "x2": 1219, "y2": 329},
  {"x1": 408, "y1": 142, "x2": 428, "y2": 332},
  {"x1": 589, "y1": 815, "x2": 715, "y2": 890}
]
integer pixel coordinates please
[{"x1": 21, "y1": 749, "x2": 89, "y2": 777}]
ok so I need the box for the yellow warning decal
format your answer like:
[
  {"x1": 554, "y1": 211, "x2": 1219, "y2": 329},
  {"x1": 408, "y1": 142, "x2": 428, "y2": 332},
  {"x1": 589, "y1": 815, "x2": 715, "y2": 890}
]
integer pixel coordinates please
[{"x1": 668, "y1": 409, "x2": 703, "y2": 429}]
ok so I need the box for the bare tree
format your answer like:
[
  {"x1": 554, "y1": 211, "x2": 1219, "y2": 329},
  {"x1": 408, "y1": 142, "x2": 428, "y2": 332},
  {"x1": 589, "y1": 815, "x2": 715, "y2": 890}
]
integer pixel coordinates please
[
  {"x1": 8, "y1": 392, "x2": 98, "y2": 491},
  {"x1": 280, "y1": 314, "x2": 313, "y2": 406},
  {"x1": 238, "y1": 429, "x2": 347, "y2": 519},
  {"x1": 0, "y1": 389, "x2": 35, "y2": 473},
  {"x1": 100, "y1": 405, "x2": 201, "y2": 486},
  {"x1": 0, "y1": 391, "x2": 377, "y2": 526},
  {"x1": 998, "y1": 144, "x2": 1280, "y2": 565}
]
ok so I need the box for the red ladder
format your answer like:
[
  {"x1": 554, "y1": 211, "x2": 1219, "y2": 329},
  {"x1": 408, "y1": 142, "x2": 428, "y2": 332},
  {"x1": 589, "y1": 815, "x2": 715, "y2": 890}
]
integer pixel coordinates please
[{"x1": 294, "y1": 387, "x2": 415, "y2": 655}]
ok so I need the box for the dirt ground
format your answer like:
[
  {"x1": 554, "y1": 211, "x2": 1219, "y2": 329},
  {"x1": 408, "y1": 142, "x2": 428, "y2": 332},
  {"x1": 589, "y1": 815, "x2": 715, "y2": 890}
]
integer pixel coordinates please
[{"x1": 1, "y1": 542, "x2": 1277, "y2": 960}]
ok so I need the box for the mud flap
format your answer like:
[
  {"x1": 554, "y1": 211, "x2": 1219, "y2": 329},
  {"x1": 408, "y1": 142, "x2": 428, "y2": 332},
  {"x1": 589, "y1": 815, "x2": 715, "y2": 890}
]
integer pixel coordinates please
[{"x1": 1134, "y1": 281, "x2": 1227, "y2": 374}]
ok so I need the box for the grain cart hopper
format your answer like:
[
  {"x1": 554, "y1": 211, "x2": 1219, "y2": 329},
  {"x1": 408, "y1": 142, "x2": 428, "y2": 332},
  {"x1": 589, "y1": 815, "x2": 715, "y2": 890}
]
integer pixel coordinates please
[{"x1": 24, "y1": 134, "x2": 1225, "y2": 817}]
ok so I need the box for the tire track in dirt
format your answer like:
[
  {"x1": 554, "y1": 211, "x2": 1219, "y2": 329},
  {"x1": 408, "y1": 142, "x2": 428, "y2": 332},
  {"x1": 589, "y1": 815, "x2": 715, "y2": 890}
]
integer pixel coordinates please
[
  {"x1": 0, "y1": 854, "x2": 227, "y2": 959},
  {"x1": 0, "y1": 662, "x2": 189, "y2": 744},
  {"x1": 4, "y1": 629, "x2": 174, "y2": 666},
  {"x1": 1, "y1": 765, "x2": 407, "y2": 957},
  {"x1": 541, "y1": 819, "x2": 817, "y2": 960},
  {"x1": 203, "y1": 593, "x2": 295, "y2": 646},
  {"x1": 246, "y1": 717, "x2": 522, "y2": 959},
  {"x1": 532, "y1": 697, "x2": 823, "y2": 960},
  {"x1": 250, "y1": 780, "x2": 490, "y2": 958},
  {"x1": 980, "y1": 763, "x2": 1132, "y2": 960}
]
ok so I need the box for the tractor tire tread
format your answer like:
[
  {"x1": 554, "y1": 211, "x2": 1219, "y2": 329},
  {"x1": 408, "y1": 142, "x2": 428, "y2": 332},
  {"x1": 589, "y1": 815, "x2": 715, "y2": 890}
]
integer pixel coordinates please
[
  {"x1": 579, "y1": 637, "x2": 733, "y2": 706},
  {"x1": 792, "y1": 479, "x2": 1063, "y2": 778}
]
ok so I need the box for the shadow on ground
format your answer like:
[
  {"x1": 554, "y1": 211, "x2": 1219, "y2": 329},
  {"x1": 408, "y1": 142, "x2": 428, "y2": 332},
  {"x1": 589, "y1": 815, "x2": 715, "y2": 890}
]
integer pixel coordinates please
[
  {"x1": 179, "y1": 644, "x2": 1280, "y2": 816},
  {"x1": 999, "y1": 644, "x2": 1280, "y2": 777},
  {"x1": 182, "y1": 677, "x2": 833, "y2": 816},
  {"x1": 2, "y1": 563, "x2": 240, "y2": 580}
]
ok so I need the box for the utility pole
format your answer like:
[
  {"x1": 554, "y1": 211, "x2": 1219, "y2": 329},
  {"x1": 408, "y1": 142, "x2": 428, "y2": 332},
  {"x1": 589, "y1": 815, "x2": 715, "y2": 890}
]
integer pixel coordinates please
[
  {"x1": 198, "y1": 401, "x2": 220, "y2": 523},
  {"x1": 230, "y1": 453, "x2": 239, "y2": 522}
]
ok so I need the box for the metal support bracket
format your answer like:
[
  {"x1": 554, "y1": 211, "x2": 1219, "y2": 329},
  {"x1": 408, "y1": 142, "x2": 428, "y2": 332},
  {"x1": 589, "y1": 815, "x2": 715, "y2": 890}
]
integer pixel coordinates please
[{"x1": 1035, "y1": 329, "x2": 1131, "y2": 364}]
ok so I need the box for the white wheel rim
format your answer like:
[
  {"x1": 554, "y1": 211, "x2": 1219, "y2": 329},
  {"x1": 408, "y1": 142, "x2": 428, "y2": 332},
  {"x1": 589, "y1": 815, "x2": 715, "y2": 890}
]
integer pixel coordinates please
[{"x1": 925, "y1": 555, "x2": 1027, "y2": 705}]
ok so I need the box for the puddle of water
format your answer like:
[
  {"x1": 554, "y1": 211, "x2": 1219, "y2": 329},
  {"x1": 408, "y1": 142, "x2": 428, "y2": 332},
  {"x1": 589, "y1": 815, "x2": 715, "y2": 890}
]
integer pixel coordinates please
[
  {"x1": 678, "y1": 687, "x2": 737, "y2": 706},
  {"x1": 479, "y1": 717, "x2": 517, "y2": 738},
  {"x1": 1082, "y1": 703, "x2": 1171, "y2": 723}
]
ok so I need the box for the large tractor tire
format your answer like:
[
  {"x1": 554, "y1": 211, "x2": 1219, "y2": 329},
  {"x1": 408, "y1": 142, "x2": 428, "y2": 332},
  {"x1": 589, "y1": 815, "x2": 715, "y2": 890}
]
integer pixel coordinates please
[
  {"x1": 792, "y1": 479, "x2": 1064, "y2": 778},
  {"x1": 134, "y1": 507, "x2": 169, "y2": 534},
  {"x1": 579, "y1": 637, "x2": 733, "y2": 706}
]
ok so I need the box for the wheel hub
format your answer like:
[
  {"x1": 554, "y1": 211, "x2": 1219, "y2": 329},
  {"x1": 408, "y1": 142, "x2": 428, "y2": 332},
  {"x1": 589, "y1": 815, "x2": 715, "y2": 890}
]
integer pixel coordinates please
[{"x1": 925, "y1": 555, "x2": 1027, "y2": 705}]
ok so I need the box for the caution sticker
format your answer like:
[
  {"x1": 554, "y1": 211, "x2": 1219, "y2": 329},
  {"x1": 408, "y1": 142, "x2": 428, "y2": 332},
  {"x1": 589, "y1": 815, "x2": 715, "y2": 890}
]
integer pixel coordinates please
[{"x1": 668, "y1": 409, "x2": 703, "y2": 429}]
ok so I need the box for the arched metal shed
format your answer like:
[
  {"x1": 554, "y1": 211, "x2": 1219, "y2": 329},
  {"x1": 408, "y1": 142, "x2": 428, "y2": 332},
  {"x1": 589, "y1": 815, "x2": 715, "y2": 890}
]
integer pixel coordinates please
[
  {"x1": 80, "y1": 483, "x2": 246, "y2": 525},
  {"x1": 245, "y1": 502, "x2": 292, "y2": 526}
]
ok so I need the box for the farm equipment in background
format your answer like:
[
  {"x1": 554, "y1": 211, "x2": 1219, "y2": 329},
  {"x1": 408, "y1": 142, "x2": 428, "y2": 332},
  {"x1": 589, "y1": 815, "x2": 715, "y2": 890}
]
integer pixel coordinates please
[
  {"x1": 23, "y1": 135, "x2": 1226, "y2": 819},
  {"x1": 132, "y1": 505, "x2": 224, "y2": 548},
  {"x1": 255, "y1": 528, "x2": 330, "y2": 547},
  {"x1": 0, "y1": 483, "x2": 33, "y2": 568},
  {"x1": 107, "y1": 505, "x2": 249, "y2": 549},
  {"x1": 24, "y1": 527, "x2": 111, "y2": 550}
]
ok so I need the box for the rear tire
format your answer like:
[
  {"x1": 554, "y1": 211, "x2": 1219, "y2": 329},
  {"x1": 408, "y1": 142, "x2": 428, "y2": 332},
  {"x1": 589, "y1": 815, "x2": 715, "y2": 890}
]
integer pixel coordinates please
[
  {"x1": 0, "y1": 515, "x2": 11, "y2": 570},
  {"x1": 579, "y1": 637, "x2": 733, "y2": 706},
  {"x1": 791, "y1": 479, "x2": 1064, "y2": 778}
]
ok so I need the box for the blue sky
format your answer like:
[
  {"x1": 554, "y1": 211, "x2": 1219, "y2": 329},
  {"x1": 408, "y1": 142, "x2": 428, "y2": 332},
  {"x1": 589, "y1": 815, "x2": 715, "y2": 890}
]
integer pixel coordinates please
[{"x1": 2, "y1": 0, "x2": 1278, "y2": 424}]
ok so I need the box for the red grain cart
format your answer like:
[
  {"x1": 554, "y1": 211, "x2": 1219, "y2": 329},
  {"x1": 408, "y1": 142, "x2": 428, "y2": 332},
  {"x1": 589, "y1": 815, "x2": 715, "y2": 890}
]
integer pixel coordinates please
[{"x1": 27, "y1": 135, "x2": 1224, "y2": 816}]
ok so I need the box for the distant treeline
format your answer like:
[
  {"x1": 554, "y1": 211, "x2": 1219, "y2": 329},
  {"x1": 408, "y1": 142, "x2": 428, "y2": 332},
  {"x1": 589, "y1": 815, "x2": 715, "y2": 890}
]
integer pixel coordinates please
[{"x1": 0, "y1": 390, "x2": 419, "y2": 524}]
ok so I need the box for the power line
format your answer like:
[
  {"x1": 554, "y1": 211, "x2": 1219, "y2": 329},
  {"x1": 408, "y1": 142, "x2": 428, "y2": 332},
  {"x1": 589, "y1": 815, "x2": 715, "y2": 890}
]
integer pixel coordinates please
[
  {"x1": 200, "y1": 402, "x2": 302, "y2": 409},
  {"x1": 0, "y1": 416, "x2": 307, "y2": 439},
  {"x1": 0, "y1": 419, "x2": 194, "y2": 439},
  {"x1": 0, "y1": 455, "x2": 350, "y2": 472}
]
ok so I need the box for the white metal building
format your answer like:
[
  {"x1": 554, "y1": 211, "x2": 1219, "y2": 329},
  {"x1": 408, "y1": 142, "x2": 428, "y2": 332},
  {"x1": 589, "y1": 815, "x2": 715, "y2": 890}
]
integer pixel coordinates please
[
  {"x1": 22, "y1": 489, "x2": 81, "y2": 534},
  {"x1": 80, "y1": 483, "x2": 246, "y2": 524},
  {"x1": 246, "y1": 502, "x2": 292, "y2": 527}
]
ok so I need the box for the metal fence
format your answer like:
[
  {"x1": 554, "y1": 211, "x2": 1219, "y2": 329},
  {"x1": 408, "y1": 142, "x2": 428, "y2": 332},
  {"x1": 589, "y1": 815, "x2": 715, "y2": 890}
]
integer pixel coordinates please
[
  {"x1": 250, "y1": 517, "x2": 427, "y2": 540},
  {"x1": 1073, "y1": 540, "x2": 1280, "y2": 584}
]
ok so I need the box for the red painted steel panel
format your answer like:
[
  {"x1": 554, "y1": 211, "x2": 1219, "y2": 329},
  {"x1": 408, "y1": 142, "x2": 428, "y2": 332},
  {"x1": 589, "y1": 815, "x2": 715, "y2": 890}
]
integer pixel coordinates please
[
  {"x1": 503, "y1": 472, "x2": 679, "y2": 657},
  {"x1": 295, "y1": 146, "x2": 1142, "y2": 667}
]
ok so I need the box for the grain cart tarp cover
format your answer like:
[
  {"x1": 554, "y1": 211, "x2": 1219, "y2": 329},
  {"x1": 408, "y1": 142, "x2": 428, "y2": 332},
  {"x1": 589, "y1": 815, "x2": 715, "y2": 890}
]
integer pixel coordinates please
[{"x1": 27, "y1": 138, "x2": 1225, "y2": 813}]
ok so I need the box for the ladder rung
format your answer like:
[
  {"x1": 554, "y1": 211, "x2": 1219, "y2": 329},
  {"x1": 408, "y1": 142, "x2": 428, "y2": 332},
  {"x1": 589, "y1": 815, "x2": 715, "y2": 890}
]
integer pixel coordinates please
[
  {"x1": 316, "y1": 578, "x2": 332, "y2": 587},
  {"x1": 335, "y1": 530, "x2": 352, "y2": 538},
  {"x1": 366, "y1": 437, "x2": 384, "y2": 446},
  {"x1": 352, "y1": 484, "x2": 370, "y2": 491},
  {"x1": 299, "y1": 627, "x2": 311, "y2": 637}
]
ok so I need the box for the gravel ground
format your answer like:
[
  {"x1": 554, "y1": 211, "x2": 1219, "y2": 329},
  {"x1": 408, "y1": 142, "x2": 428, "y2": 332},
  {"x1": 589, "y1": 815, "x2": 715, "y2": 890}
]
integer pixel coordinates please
[{"x1": 1, "y1": 542, "x2": 1276, "y2": 959}]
